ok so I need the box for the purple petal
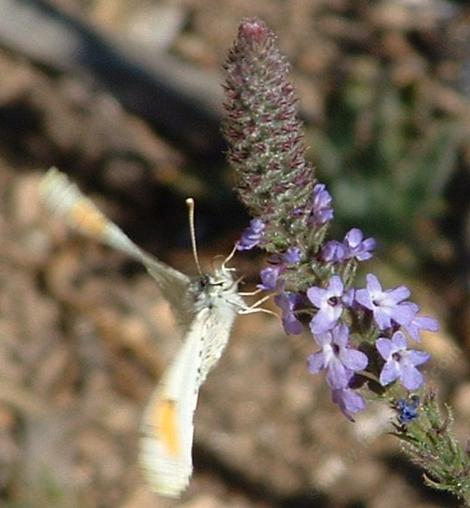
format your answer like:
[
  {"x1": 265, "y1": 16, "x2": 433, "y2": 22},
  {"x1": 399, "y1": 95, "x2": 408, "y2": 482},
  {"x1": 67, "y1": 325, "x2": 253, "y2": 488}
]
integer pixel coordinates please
[
  {"x1": 332, "y1": 388, "x2": 366, "y2": 420},
  {"x1": 417, "y1": 315, "x2": 439, "y2": 332},
  {"x1": 312, "y1": 184, "x2": 333, "y2": 224},
  {"x1": 316, "y1": 208, "x2": 334, "y2": 224},
  {"x1": 400, "y1": 363, "x2": 424, "y2": 390},
  {"x1": 373, "y1": 307, "x2": 393, "y2": 330},
  {"x1": 345, "y1": 229, "x2": 376, "y2": 262},
  {"x1": 314, "y1": 184, "x2": 331, "y2": 205},
  {"x1": 313, "y1": 330, "x2": 333, "y2": 347},
  {"x1": 366, "y1": 273, "x2": 382, "y2": 293},
  {"x1": 306, "y1": 286, "x2": 326, "y2": 308},
  {"x1": 387, "y1": 285, "x2": 411, "y2": 303},
  {"x1": 362, "y1": 237, "x2": 377, "y2": 251},
  {"x1": 391, "y1": 331, "x2": 407, "y2": 350},
  {"x1": 310, "y1": 310, "x2": 337, "y2": 334},
  {"x1": 345, "y1": 228, "x2": 363, "y2": 247},
  {"x1": 258, "y1": 265, "x2": 282, "y2": 291},
  {"x1": 342, "y1": 288, "x2": 355, "y2": 307},
  {"x1": 379, "y1": 360, "x2": 400, "y2": 386},
  {"x1": 326, "y1": 359, "x2": 351, "y2": 389},
  {"x1": 340, "y1": 349, "x2": 368, "y2": 371},
  {"x1": 332, "y1": 323, "x2": 349, "y2": 347},
  {"x1": 275, "y1": 291, "x2": 303, "y2": 335},
  {"x1": 405, "y1": 315, "x2": 439, "y2": 342},
  {"x1": 307, "y1": 352, "x2": 325, "y2": 374},
  {"x1": 408, "y1": 350, "x2": 431, "y2": 367},
  {"x1": 282, "y1": 314, "x2": 303, "y2": 335},
  {"x1": 354, "y1": 288, "x2": 373, "y2": 310},
  {"x1": 355, "y1": 252, "x2": 373, "y2": 262},
  {"x1": 321, "y1": 241, "x2": 346, "y2": 263},
  {"x1": 237, "y1": 218, "x2": 265, "y2": 250},
  {"x1": 312, "y1": 184, "x2": 334, "y2": 224},
  {"x1": 391, "y1": 303, "x2": 417, "y2": 326},
  {"x1": 376, "y1": 338, "x2": 395, "y2": 360},
  {"x1": 328, "y1": 275, "x2": 344, "y2": 295}
]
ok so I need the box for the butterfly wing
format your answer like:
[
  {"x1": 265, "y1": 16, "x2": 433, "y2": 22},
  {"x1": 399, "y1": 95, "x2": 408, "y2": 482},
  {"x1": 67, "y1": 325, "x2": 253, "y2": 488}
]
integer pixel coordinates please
[
  {"x1": 139, "y1": 293, "x2": 239, "y2": 497},
  {"x1": 39, "y1": 168, "x2": 193, "y2": 327},
  {"x1": 139, "y1": 309, "x2": 209, "y2": 497}
]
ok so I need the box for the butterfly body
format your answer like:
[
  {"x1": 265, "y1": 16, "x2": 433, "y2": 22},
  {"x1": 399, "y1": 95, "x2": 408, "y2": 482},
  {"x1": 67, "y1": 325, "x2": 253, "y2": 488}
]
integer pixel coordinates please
[{"x1": 39, "y1": 168, "x2": 246, "y2": 498}]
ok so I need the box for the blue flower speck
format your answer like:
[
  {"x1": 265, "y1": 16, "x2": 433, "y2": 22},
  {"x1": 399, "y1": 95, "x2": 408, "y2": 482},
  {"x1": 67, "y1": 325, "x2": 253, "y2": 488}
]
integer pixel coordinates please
[{"x1": 396, "y1": 396, "x2": 420, "y2": 424}]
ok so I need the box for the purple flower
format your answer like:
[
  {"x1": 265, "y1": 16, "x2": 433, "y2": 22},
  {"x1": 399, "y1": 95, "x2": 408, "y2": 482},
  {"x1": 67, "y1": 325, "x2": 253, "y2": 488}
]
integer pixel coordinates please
[
  {"x1": 321, "y1": 240, "x2": 347, "y2": 263},
  {"x1": 307, "y1": 275, "x2": 347, "y2": 334},
  {"x1": 320, "y1": 229, "x2": 375, "y2": 264},
  {"x1": 283, "y1": 247, "x2": 301, "y2": 265},
  {"x1": 355, "y1": 274, "x2": 415, "y2": 330},
  {"x1": 275, "y1": 290, "x2": 303, "y2": 335},
  {"x1": 257, "y1": 264, "x2": 282, "y2": 291},
  {"x1": 311, "y1": 183, "x2": 333, "y2": 225},
  {"x1": 237, "y1": 218, "x2": 265, "y2": 250},
  {"x1": 331, "y1": 387, "x2": 366, "y2": 421},
  {"x1": 307, "y1": 324, "x2": 368, "y2": 389},
  {"x1": 399, "y1": 303, "x2": 439, "y2": 342},
  {"x1": 376, "y1": 331, "x2": 431, "y2": 390},
  {"x1": 343, "y1": 228, "x2": 376, "y2": 261}
]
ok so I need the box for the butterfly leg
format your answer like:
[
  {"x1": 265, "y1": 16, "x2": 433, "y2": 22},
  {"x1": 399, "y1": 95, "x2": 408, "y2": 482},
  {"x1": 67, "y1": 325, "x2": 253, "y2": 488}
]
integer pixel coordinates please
[
  {"x1": 235, "y1": 293, "x2": 280, "y2": 318},
  {"x1": 221, "y1": 243, "x2": 238, "y2": 270},
  {"x1": 238, "y1": 288, "x2": 263, "y2": 297}
]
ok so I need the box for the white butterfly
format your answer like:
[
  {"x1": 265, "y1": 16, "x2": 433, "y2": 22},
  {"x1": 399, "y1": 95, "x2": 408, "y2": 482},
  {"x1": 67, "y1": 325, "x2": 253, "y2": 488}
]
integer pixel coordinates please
[{"x1": 39, "y1": 168, "x2": 251, "y2": 497}]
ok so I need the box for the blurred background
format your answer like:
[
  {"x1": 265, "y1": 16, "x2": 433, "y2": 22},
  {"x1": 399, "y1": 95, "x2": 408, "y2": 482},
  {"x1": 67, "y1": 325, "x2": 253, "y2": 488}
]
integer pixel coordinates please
[{"x1": 0, "y1": 0, "x2": 469, "y2": 507}]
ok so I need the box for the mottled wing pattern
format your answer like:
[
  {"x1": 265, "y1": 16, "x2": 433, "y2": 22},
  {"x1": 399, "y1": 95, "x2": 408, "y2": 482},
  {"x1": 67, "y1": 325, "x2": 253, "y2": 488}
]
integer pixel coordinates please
[{"x1": 39, "y1": 168, "x2": 193, "y2": 327}]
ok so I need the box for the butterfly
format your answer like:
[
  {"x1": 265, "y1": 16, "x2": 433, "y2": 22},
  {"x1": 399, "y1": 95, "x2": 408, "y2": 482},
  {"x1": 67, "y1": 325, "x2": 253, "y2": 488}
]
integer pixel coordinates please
[{"x1": 39, "y1": 168, "x2": 251, "y2": 497}]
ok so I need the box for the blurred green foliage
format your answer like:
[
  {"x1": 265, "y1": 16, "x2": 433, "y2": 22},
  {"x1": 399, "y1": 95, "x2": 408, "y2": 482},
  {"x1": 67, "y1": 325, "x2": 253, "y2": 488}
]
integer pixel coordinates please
[{"x1": 309, "y1": 58, "x2": 462, "y2": 256}]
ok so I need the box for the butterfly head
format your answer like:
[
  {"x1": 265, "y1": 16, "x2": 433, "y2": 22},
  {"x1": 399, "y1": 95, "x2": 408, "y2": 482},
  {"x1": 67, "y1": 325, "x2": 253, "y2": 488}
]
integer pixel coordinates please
[{"x1": 188, "y1": 267, "x2": 238, "y2": 312}]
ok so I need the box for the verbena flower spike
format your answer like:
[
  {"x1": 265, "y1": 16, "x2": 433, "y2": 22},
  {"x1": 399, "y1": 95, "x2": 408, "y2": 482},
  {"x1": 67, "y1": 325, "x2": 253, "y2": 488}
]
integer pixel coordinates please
[{"x1": 223, "y1": 17, "x2": 470, "y2": 504}]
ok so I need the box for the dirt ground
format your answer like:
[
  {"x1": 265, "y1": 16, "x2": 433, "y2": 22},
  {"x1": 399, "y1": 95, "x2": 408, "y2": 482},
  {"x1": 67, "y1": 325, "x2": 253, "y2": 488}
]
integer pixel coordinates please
[{"x1": 0, "y1": 1, "x2": 469, "y2": 507}]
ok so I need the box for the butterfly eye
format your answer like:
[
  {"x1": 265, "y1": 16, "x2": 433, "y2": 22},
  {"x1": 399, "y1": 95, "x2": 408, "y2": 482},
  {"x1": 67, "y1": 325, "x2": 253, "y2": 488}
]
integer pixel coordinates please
[{"x1": 190, "y1": 274, "x2": 211, "y2": 293}]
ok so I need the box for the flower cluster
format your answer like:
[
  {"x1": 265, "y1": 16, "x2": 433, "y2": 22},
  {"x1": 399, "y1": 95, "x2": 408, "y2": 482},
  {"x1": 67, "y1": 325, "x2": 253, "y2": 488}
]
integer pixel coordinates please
[
  {"x1": 222, "y1": 18, "x2": 470, "y2": 504},
  {"x1": 237, "y1": 214, "x2": 437, "y2": 419},
  {"x1": 253, "y1": 250, "x2": 436, "y2": 418},
  {"x1": 223, "y1": 17, "x2": 438, "y2": 420}
]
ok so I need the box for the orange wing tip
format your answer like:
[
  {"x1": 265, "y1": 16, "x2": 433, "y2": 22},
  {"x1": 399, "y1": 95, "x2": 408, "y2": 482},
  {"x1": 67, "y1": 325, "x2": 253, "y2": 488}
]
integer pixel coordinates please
[
  {"x1": 67, "y1": 200, "x2": 108, "y2": 237},
  {"x1": 39, "y1": 167, "x2": 109, "y2": 238},
  {"x1": 40, "y1": 168, "x2": 145, "y2": 260}
]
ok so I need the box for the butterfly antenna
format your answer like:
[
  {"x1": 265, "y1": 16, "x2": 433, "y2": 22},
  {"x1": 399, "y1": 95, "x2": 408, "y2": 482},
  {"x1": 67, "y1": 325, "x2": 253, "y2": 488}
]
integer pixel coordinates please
[{"x1": 186, "y1": 198, "x2": 203, "y2": 275}]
